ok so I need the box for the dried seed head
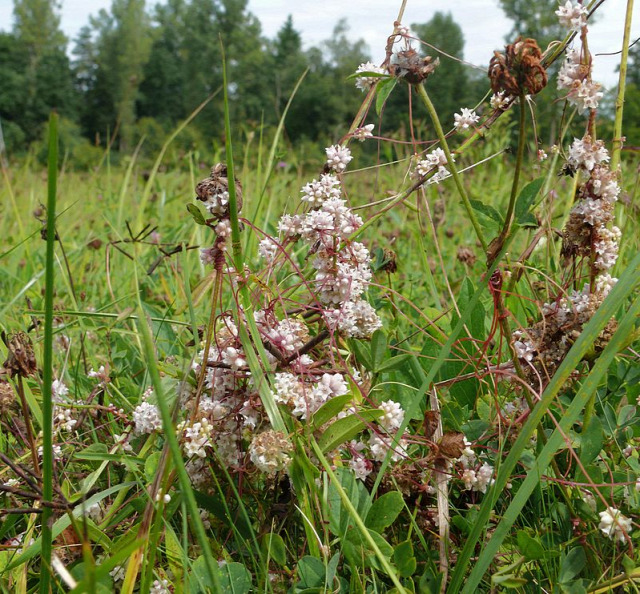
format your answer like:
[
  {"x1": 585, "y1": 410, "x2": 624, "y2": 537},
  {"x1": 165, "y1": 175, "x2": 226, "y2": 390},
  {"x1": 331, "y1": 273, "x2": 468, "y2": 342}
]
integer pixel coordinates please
[
  {"x1": 389, "y1": 49, "x2": 439, "y2": 85},
  {"x1": 456, "y1": 246, "x2": 477, "y2": 266},
  {"x1": 381, "y1": 249, "x2": 398, "y2": 274},
  {"x1": 195, "y1": 163, "x2": 243, "y2": 220},
  {"x1": 2, "y1": 332, "x2": 37, "y2": 378},
  {"x1": 488, "y1": 37, "x2": 548, "y2": 96},
  {"x1": 0, "y1": 379, "x2": 14, "y2": 413}
]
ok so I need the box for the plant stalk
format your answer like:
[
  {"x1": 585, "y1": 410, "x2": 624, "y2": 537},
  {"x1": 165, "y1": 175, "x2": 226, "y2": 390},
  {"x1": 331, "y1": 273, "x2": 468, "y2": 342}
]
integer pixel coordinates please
[{"x1": 40, "y1": 112, "x2": 58, "y2": 594}]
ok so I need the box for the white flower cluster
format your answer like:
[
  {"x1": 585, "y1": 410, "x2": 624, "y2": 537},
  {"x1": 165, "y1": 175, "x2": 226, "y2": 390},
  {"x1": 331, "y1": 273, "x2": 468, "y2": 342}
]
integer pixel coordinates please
[
  {"x1": 274, "y1": 149, "x2": 382, "y2": 338},
  {"x1": 490, "y1": 91, "x2": 510, "y2": 110},
  {"x1": 272, "y1": 371, "x2": 348, "y2": 420},
  {"x1": 354, "y1": 61, "x2": 387, "y2": 92},
  {"x1": 567, "y1": 137, "x2": 621, "y2": 273},
  {"x1": 557, "y1": 46, "x2": 603, "y2": 114},
  {"x1": 133, "y1": 388, "x2": 163, "y2": 435},
  {"x1": 325, "y1": 145, "x2": 353, "y2": 173},
  {"x1": 457, "y1": 438, "x2": 495, "y2": 493},
  {"x1": 555, "y1": 0, "x2": 588, "y2": 31},
  {"x1": 180, "y1": 418, "x2": 213, "y2": 458},
  {"x1": 415, "y1": 147, "x2": 452, "y2": 185},
  {"x1": 150, "y1": 579, "x2": 171, "y2": 594},
  {"x1": 598, "y1": 507, "x2": 633, "y2": 542},
  {"x1": 301, "y1": 174, "x2": 341, "y2": 205},
  {"x1": 52, "y1": 379, "x2": 77, "y2": 433},
  {"x1": 249, "y1": 430, "x2": 293, "y2": 475},
  {"x1": 454, "y1": 108, "x2": 480, "y2": 131}
]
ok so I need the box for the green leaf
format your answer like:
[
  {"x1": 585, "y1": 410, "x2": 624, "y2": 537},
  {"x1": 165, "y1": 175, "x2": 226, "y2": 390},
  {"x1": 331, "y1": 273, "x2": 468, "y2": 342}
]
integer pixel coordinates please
[
  {"x1": 370, "y1": 329, "x2": 388, "y2": 372},
  {"x1": 190, "y1": 558, "x2": 251, "y2": 594},
  {"x1": 469, "y1": 199, "x2": 503, "y2": 224},
  {"x1": 376, "y1": 78, "x2": 397, "y2": 115},
  {"x1": 393, "y1": 541, "x2": 417, "y2": 577},
  {"x1": 376, "y1": 354, "x2": 412, "y2": 374},
  {"x1": 186, "y1": 203, "x2": 206, "y2": 225},
  {"x1": 491, "y1": 574, "x2": 528, "y2": 587},
  {"x1": 514, "y1": 177, "x2": 544, "y2": 224},
  {"x1": 516, "y1": 531, "x2": 544, "y2": 560},
  {"x1": 317, "y1": 409, "x2": 383, "y2": 453},
  {"x1": 261, "y1": 532, "x2": 287, "y2": 567},
  {"x1": 310, "y1": 393, "x2": 353, "y2": 429},
  {"x1": 579, "y1": 415, "x2": 603, "y2": 465},
  {"x1": 350, "y1": 339, "x2": 373, "y2": 370},
  {"x1": 144, "y1": 451, "x2": 162, "y2": 481},
  {"x1": 559, "y1": 547, "x2": 586, "y2": 584},
  {"x1": 296, "y1": 556, "x2": 326, "y2": 589},
  {"x1": 343, "y1": 528, "x2": 394, "y2": 571},
  {"x1": 328, "y1": 468, "x2": 373, "y2": 538},
  {"x1": 365, "y1": 491, "x2": 404, "y2": 532}
]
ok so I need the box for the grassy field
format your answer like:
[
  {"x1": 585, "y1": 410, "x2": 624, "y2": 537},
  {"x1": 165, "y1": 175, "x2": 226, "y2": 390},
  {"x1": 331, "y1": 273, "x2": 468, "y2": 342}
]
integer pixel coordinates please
[{"x1": 2, "y1": 17, "x2": 640, "y2": 594}]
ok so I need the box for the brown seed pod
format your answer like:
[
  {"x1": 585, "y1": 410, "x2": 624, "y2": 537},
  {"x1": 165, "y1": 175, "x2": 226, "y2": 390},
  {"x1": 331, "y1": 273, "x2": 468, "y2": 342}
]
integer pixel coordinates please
[
  {"x1": 488, "y1": 37, "x2": 548, "y2": 96},
  {"x1": 195, "y1": 163, "x2": 243, "y2": 219},
  {"x1": 389, "y1": 49, "x2": 439, "y2": 85},
  {"x1": 2, "y1": 332, "x2": 37, "y2": 378}
]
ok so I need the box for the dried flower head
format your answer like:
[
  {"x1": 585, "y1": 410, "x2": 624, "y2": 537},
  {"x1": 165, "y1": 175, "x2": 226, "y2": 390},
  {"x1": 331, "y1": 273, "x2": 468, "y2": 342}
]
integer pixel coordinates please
[
  {"x1": 249, "y1": 430, "x2": 293, "y2": 475},
  {"x1": 489, "y1": 37, "x2": 548, "y2": 97},
  {"x1": 2, "y1": 332, "x2": 37, "y2": 378},
  {"x1": 389, "y1": 48, "x2": 439, "y2": 85},
  {"x1": 195, "y1": 163, "x2": 243, "y2": 219}
]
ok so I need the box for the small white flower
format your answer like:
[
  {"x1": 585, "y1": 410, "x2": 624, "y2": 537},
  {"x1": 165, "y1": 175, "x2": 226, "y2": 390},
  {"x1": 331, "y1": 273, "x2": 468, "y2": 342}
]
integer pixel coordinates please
[
  {"x1": 354, "y1": 62, "x2": 386, "y2": 92},
  {"x1": 453, "y1": 108, "x2": 480, "y2": 131},
  {"x1": 556, "y1": 0, "x2": 588, "y2": 31},
  {"x1": 490, "y1": 91, "x2": 510, "y2": 110},
  {"x1": 598, "y1": 507, "x2": 633, "y2": 542},
  {"x1": 353, "y1": 124, "x2": 375, "y2": 141},
  {"x1": 325, "y1": 145, "x2": 352, "y2": 173}
]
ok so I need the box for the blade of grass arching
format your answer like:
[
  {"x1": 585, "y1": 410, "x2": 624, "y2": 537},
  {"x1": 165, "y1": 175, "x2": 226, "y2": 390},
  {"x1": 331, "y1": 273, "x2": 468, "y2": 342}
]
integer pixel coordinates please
[
  {"x1": 40, "y1": 112, "x2": 58, "y2": 594},
  {"x1": 116, "y1": 136, "x2": 145, "y2": 229},
  {"x1": 462, "y1": 291, "x2": 640, "y2": 593},
  {"x1": 135, "y1": 88, "x2": 222, "y2": 230},
  {"x1": 448, "y1": 252, "x2": 640, "y2": 593},
  {"x1": 310, "y1": 439, "x2": 407, "y2": 594},
  {"x1": 248, "y1": 69, "x2": 309, "y2": 234}
]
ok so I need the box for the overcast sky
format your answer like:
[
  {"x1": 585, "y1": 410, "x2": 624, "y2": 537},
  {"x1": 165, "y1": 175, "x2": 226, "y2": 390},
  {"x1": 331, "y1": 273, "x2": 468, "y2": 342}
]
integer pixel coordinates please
[{"x1": 0, "y1": 0, "x2": 636, "y2": 87}]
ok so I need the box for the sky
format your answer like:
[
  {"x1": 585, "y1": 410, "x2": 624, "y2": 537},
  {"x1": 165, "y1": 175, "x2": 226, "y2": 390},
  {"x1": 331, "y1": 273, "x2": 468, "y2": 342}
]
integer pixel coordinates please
[{"x1": 0, "y1": 0, "x2": 636, "y2": 87}]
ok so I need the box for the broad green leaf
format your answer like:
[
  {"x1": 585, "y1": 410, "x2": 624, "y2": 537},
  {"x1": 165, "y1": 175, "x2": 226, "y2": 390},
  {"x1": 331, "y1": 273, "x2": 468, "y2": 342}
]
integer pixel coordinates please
[
  {"x1": 343, "y1": 528, "x2": 394, "y2": 571},
  {"x1": 559, "y1": 547, "x2": 586, "y2": 584},
  {"x1": 517, "y1": 530, "x2": 544, "y2": 560},
  {"x1": 350, "y1": 338, "x2": 373, "y2": 370},
  {"x1": 365, "y1": 491, "x2": 404, "y2": 532},
  {"x1": 579, "y1": 415, "x2": 603, "y2": 465},
  {"x1": 393, "y1": 541, "x2": 417, "y2": 577},
  {"x1": 376, "y1": 354, "x2": 413, "y2": 374},
  {"x1": 328, "y1": 468, "x2": 372, "y2": 538},
  {"x1": 310, "y1": 393, "x2": 353, "y2": 429},
  {"x1": 186, "y1": 203, "x2": 206, "y2": 225},
  {"x1": 469, "y1": 199, "x2": 504, "y2": 224},
  {"x1": 296, "y1": 556, "x2": 326, "y2": 589},
  {"x1": 261, "y1": 532, "x2": 287, "y2": 567},
  {"x1": 370, "y1": 329, "x2": 388, "y2": 372},
  {"x1": 514, "y1": 177, "x2": 544, "y2": 224},
  {"x1": 376, "y1": 78, "x2": 397, "y2": 115},
  {"x1": 317, "y1": 409, "x2": 383, "y2": 453}
]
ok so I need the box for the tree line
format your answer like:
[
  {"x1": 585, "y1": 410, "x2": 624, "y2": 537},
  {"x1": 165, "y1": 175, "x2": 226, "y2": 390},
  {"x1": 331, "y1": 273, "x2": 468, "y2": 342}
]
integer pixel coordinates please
[{"x1": 0, "y1": 0, "x2": 637, "y2": 165}]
